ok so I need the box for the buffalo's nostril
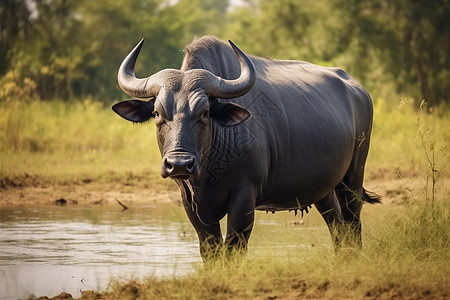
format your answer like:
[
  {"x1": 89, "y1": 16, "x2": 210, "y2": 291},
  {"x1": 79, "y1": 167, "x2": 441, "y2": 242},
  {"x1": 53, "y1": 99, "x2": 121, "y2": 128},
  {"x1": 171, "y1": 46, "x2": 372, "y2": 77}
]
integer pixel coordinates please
[
  {"x1": 186, "y1": 159, "x2": 195, "y2": 172},
  {"x1": 164, "y1": 157, "x2": 174, "y2": 172},
  {"x1": 162, "y1": 154, "x2": 197, "y2": 178}
]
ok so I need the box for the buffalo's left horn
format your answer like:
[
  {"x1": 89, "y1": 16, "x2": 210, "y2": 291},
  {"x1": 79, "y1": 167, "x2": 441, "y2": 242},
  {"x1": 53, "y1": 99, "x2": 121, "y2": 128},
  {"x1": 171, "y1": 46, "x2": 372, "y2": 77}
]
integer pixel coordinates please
[
  {"x1": 117, "y1": 39, "x2": 163, "y2": 98},
  {"x1": 202, "y1": 40, "x2": 256, "y2": 99}
]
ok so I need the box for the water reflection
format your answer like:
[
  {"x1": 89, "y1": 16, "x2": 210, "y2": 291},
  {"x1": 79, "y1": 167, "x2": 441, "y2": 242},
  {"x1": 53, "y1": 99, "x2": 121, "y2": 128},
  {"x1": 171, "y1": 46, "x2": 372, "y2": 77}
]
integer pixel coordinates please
[{"x1": 0, "y1": 203, "x2": 329, "y2": 299}]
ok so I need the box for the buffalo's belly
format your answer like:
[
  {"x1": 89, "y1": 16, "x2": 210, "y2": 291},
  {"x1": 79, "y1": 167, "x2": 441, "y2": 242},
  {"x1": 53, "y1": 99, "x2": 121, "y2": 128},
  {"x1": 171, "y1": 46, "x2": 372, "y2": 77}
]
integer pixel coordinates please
[
  {"x1": 254, "y1": 163, "x2": 348, "y2": 211},
  {"x1": 255, "y1": 187, "x2": 327, "y2": 212},
  {"x1": 251, "y1": 118, "x2": 354, "y2": 212},
  {"x1": 255, "y1": 195, "x2": 308, "y2": 212}
]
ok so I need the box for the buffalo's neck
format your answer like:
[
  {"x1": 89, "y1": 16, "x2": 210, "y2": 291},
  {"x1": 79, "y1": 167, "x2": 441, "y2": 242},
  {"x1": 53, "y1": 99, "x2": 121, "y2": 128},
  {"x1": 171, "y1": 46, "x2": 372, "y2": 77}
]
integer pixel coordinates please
[{"x1": 203, "y1": 120, "x2": 255, "y2": 184}]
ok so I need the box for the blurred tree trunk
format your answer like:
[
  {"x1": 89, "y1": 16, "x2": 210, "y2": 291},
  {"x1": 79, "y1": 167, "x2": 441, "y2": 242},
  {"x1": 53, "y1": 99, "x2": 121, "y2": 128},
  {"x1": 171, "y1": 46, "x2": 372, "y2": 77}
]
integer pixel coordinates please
[
  {"x1": 413, "y1": 59, "x2": 431, "y2": 102},
  {"x1": 0, "y1": 0, "x2": 31, "y2": 75}
]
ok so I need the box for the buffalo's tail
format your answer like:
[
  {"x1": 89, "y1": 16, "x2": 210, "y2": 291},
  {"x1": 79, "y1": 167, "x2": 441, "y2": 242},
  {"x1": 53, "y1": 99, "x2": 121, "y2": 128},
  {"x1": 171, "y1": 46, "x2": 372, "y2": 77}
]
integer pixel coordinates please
[{"x1": 362, "y1": 188, "x2": 381, "y2": 204}]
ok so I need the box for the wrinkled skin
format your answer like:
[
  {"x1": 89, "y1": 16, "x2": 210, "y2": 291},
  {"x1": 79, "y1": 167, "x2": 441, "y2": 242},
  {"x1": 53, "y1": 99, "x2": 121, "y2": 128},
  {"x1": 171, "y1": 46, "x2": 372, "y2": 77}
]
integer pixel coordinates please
[{"x1": 113, "y1": 36, "x2": 379, "y2": 262}]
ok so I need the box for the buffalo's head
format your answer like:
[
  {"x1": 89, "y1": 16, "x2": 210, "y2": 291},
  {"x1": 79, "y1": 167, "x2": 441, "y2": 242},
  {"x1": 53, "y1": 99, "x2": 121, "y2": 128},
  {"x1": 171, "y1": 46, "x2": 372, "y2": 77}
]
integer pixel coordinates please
[{"x1": 113, "y1": 39, "x2": 256, "y2": 180}]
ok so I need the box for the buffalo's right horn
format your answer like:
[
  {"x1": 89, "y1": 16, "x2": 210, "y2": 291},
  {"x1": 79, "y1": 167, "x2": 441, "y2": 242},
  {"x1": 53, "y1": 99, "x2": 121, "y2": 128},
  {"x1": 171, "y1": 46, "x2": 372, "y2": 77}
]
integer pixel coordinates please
[{"x1": 201, "y1": 40, "x2": 256, "y2": 99}]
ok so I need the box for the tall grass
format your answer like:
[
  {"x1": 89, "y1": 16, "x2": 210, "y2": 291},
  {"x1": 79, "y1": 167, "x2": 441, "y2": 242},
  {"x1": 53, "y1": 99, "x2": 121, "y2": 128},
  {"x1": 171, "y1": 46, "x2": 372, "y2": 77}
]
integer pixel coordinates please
[
  {"x1": 369, "y1": 98, "x2": 449, "y2": 176},
  {"x1": 367, "y1": 98, "x2": 449, "y2": 207},
  {"x1": 1, "y1": 97, "x2": 448, "y2": 187},
  {"x1": 0, "y1": 99, "x2": 162, "y2": 185},
  {"x1": 100, "y1": 200, "x2": 449, "y2": 299}
]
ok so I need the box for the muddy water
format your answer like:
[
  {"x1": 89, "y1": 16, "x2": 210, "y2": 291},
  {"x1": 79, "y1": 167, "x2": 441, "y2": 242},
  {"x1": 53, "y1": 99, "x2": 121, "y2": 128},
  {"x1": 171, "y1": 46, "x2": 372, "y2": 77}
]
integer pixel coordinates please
[
  {"x1": 0, "y1": 203, "x2": 200, "y2": 299},
  {"x1": 0, "y1": 203, "x2": 328, "y2": 299}
]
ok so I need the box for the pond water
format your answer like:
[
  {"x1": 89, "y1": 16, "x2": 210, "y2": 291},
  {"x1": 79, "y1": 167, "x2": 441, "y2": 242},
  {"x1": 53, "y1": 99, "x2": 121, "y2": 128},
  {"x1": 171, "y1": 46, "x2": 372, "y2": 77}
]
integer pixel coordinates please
[{"x1": 0, "y1": 203, "x2": 329, "y2": 300}]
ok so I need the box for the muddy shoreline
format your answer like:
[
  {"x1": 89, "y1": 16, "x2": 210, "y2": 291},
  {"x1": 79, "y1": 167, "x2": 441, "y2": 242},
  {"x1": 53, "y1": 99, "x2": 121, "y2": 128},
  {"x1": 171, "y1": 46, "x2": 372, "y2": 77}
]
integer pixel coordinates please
[
  {"x1": 2, "y1": 168, "x2": 447, "y2": 208},
  {"x1": 0, "y1": 180, "x2": 179, "y2": 208}
]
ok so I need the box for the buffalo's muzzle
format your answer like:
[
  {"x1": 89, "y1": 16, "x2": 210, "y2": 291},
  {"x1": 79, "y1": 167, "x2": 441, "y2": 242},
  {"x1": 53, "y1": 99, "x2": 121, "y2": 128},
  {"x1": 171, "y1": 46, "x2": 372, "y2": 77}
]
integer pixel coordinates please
[{"x1": 161, "y1": 153, "x2": 199, "y2": 179}]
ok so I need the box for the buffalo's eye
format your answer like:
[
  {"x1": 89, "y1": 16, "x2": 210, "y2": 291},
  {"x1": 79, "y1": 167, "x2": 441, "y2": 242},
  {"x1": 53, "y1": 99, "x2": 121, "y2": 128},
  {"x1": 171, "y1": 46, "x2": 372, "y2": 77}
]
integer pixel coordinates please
[
  {"x1": 197, "y1": 109, "x2": 209, "y2": 125},
  {"x1": 153, "y1": 111, "x2": 166, "y2": 126}
]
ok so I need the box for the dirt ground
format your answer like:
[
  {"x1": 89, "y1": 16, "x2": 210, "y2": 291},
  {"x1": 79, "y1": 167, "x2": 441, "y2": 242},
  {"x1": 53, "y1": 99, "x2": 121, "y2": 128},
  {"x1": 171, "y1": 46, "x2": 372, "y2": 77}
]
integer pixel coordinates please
[{"x1": 1, "y1": 168, "x2": 448, "y2": 208}]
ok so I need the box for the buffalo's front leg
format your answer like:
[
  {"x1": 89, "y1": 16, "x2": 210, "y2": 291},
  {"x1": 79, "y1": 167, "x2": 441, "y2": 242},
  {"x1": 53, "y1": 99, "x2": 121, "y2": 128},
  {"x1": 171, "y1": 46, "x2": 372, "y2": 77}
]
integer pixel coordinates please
[
  {"x1": 182, "y1": 198, "x2": 223, "y2": 262},
  {"x1": 224, "y1": 192, "x2": 255, "y2": 255},
  {"x1": 178, "y1": 181, "x2": 224, "y2": 262},
  {"x1": 197, "y1": 223, "x2": 223, "y2": 262}
]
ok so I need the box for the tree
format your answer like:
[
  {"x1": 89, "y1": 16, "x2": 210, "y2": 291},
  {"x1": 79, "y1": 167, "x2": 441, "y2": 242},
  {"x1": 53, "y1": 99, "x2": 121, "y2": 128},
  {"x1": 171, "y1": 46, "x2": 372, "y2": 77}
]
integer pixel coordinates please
[
  {"x1": 225, "y1": 0, "x2": 450, "y2": 104},
  {"x1": 223, "y1": 0, "x2": 320, "y2": 61},
  {"x1": 1, "y1": 0, "x2": 86, "y2": 100},
  {"x1": 333, "y1": 0, "x2": 450, "y2": 105},
  {"x1": 79, "y1": 0, "x2": 229, "y2": 99},
  {"x1": 5, "y1": 0, "x2": 447, "y2": 103},
  {"x1": 1, "y1": 0, "x2": 231, "y2": 101},
  {"x1": 0, "y1": 0, "x2": 32, "y2": 75}
]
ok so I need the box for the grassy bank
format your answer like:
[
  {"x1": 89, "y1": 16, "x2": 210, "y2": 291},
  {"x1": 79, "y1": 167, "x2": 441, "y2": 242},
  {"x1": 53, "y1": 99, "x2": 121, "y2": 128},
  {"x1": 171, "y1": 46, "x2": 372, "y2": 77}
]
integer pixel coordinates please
[{"x1": 83, "y1": 199, "x2": 448, "y2": 300}]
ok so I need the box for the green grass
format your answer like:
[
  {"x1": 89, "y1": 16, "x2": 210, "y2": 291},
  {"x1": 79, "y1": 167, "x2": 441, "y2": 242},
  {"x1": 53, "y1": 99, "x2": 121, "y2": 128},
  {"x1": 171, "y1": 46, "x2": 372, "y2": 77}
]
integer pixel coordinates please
[{"x1": 98, "y1": 200, "x2": 449, "y2": 300}]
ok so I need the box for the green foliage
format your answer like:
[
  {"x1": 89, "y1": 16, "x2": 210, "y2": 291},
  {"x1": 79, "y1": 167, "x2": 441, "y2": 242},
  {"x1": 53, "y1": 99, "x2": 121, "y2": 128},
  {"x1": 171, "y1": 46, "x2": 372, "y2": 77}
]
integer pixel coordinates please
[
  {"x1": 333, "y1": 0, "x2": 450, "y2": 105},
  {"x1": 0, "y1": 70, "x2": 37, "y2": 101},
  {"x1": 0, "y1": 0, "x2": 32, "y2": 74},
  {"x1": 1, "y1": 0, "x2": 228, "y2": 101},
  {"x1": 368, "y1": 201, "x2": 450, "y2": 262},
  {"x1": 222, "y1": 0, "x2": 324, "y2": 61},
  {"x1": 223, "y1": 0, "x2": 450, "y2": 105},
  {"x1": 2, "y1": 0, "x2": 449, "y2": 103}
]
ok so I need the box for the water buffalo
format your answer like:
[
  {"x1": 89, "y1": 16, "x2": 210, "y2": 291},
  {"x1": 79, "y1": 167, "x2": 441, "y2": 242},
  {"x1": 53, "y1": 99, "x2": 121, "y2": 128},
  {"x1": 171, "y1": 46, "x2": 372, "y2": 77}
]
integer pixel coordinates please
[{"x1": 113, "y1": 36, "x2": 379, "y2": 261}]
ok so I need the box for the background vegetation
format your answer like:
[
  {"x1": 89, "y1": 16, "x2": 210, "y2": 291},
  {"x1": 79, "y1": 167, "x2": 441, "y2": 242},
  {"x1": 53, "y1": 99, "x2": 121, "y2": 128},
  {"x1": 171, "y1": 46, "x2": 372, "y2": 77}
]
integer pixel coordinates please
[{"x1": 1, "y1": 0, "x2": 449, "y2": 104}]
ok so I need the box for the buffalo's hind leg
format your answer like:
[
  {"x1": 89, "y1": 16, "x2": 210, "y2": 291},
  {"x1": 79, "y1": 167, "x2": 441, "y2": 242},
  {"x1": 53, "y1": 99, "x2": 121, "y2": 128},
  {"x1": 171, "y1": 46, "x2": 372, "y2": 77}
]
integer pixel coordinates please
[
  {"x1": 335, "y1": 184, "x2": 364, "y2": 248},
  {"x1": 335, "y1": 129, "x2": 371, "y2": 249},
  {"x1": 314, "y1": 191, "x2": 344, "y2": 250}
]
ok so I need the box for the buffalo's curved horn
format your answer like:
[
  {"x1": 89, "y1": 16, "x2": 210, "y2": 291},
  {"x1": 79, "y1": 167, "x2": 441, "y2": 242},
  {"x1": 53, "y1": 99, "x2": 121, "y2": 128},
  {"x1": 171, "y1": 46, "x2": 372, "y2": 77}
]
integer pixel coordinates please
[
  {"x1": 117, "y1": 39, "x2": 163, "y2": 98},
  {"x1": 202, "y1": 40, "x2": 256, "y2": 99}
]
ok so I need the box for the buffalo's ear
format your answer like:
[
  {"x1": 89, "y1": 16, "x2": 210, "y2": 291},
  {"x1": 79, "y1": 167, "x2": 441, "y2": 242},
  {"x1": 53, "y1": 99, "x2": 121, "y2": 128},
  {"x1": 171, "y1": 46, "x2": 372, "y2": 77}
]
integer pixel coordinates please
[
  {"x1": 112, "y1": 99, "x2": 154, "y2": 123},
  {"x1": 210, "y1": 99, "x2": 251, "y2": 126}
]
